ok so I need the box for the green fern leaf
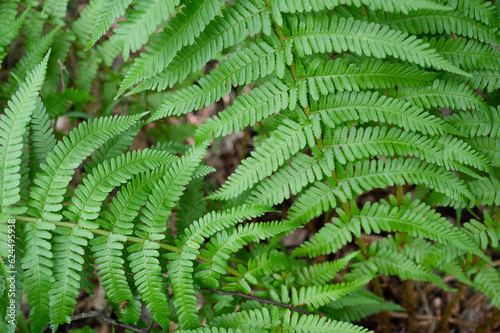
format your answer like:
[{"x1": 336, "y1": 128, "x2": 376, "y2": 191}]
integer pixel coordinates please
[
  {"x1": 209, "y1": 120, "x2": 314, "y2": 201},
  {"x1": 168, "y1": 205, "x2": 270, "y2": 329},
  {"x1": 0, "y1": 7, "x2": 27, "y2": 65},
  {"x1": 379, "y1": 10, "x2": 500, "y2": 45},
  {"x1": 1, "y1": 53, "x2": 49, "y2": 217},
  {"x1": 29, "y1": 98, "x2": 56, "y2": 180},
  {"x1": 248, "y1": 152, "x2": 332, "y2": 206},
  {"x1": 115, "y1": 0, "x2": 180, "y2": 61},
  {"x1": 473, "y1": 266, "x2": 500, "y2": 307},
  {"x1": 445, "y1": 106, "x2": 500, "y2": 137},
  {"x1": 117, "y1": 0, "x2": 225, "y2": 97},
  {"x1": 86, "y1": 0, "x2": 134, "y2": 50},
  {"x1": 465, "y1": 136, "x2": 500, "y2": 168},
  {"x1": 445, "y1": 69, "x2": 500, "y2": 93},
  {"x1": 29, "y1": 113, "x2": 145, "y2": 221},
  {"x1": 129, "y1": 0, "x2": 271, "y2": 93},
  {"x1": 394, "y1": 79, "x2": 490, "y2": 113},
  {"x1": 431, "y1": 37, "x2": 500, "y2": 71},
  {"x1": 444, "y1": 0, "x2": 497, "y2": 25},
  {"x1": 291, "y1": 276, "x2": 372, "y2": 309},
  {"x1": 152, "y1": 40, "x2": 282, "y2": 119},
  {"x1": 297, "y1": 251, "x2": 359, "y2": 286},
  {"x1": 197, "y1": 221, "x2": 294, "y2": 288},
  {"x1": 311, "y1": 91, "x2": 454, "y2": 136},
  {"x1": 286, "y1": 15, "x2": 468, "y2": 76},
  {"x1": 194, "y1": 78, "x2": 294, "y2": 142}
]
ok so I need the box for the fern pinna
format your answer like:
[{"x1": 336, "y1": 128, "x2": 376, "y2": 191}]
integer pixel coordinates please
[{"x1": 1, "y1": 0, "x2": 500, "y2": 332}]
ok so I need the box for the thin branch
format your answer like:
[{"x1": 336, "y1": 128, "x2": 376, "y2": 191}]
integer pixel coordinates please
[
  {"x1": 203, "y1": 287, "x2": 312, "y2": 315},
  {"x1": 42, "y1": 309, "x2": 152, "y2": 333}
]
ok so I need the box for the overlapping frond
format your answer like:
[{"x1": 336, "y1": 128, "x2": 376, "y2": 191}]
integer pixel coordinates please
[
  {"x1": 128, "y1": 146, "x2": 207, "y2": 330},
  {"x1": 86, "y1": 0, "x2": 134, "y2": 50},
  {"x1": 114, "y1": 0, "x2": 180, "y2": 61},
  {"x1": 168, "y1": 205, "x2": 271, "y2": 329},
  {"x1": 302, "y1": 58, "x2": 439, "y2": 100},
  {"x1": 310, "y1": 91, "x2": 454, "y2": 136},
  {"x1": 194, "y1": 78, "x2": 294, "y2": 142},
  {"x1": 379, "y1": 10, "x2": 500, "y2": 45},
  {"x1": 286, "y1": 15, "x2": 467, "y2": 76},
  {"x1": 197, "y1": 221, "x2": 294, "y2": 287},
  {"x1": 394, "y1": 79, "x2": 490, "y2": 113},
  {"x1": 0, "y1": 53, "x2": 49, "y2": 216},
  {"x1": 431, "y1": 37, "x2": 500, "y2": 70},
  {"x1": 297, "y1": 251, "x2": 359, "y2": 286},
  {"x1": 129, "y1": 0, "x2": 271, "y2": 93},
  {"x1": 152, "y1": 40, "x2": 283, "y2": 119},
  {"x1": 117, "y1": 0, "x2": 225, "y2": 96},
  {"x1": 209, "y1": 120, "x2": 314, "y2": 201},
  {"x1": 445, "y1": 106, "x2": 500, "y2": 137},
  {"x1": 444, "y1": 0, "x2": 497, "y2": 24},
  {"x1": 29, "y1": 98, "x2": 56, "y2": 180},
  {"x1": 248, "y1": 152, "x2": 332, "y2": 206},
  {"x1": 29, "y1": 113, "x2": 145, "y2": 221}
]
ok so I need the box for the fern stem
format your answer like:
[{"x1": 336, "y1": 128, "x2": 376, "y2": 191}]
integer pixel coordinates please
[
  {"x1": 203, "y1": 287, "x2": 312, "y2": 315},
  {"x1": 405, "y1": 280, "x2": 417, "y2": 333},
  {"x1": 14, "y1": 216, "x2": 244, "y2": 278},
  {"x1": 437, "y1": 282, "x2": 466, "y2": 332}
]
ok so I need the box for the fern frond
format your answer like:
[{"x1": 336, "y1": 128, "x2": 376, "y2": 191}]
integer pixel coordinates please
[
  {"x1": 117, "y1": 0, "x2": 225, "y2": 97},
  {"x1": 446, "y1": 69, "x2": 500, "y2": 93},
  {"x1": 152, "y1": 40, "x2": 283, "y2": 119},
  {"x1": 291, "y1": 276, "x2": 372, "y2": 309},
  {"x1": 324, "y1": 126, "x2": 483, "y2": 175},
  {"x1": 437, "y1": 135, "x2": 491, "y2": 172},
  {"x1": 49, "y1": 149, "x2": 173, "y2": 326},
  {"x1": 0, "y1": 7, "x2": 27, "y2": 65},
  {"x1": 1, "y1": 53, "x2": 49, "y2": 217},
  {"x1": 349, "y1": 246, "x2": 448, "y2": 289},
  {"x1": 92, "y1": 168, "x2": 167, "y2": 305},
  {"x1": 362, "y1": 0, "x2": 451, "y2": 13},
  {"x1": 168, "y1": 205, "x2": 270, "y2": 329},
  {"x1": 444, "y1": 0, "x2": 497, "y2": 25},
  {"x1": 29, "y1": 98, "x2": 56, "y2": 180},
  {"x1": 42, "y1": 0, "x2": 69, "y2": 19},
  {"x1": 3, "y1": 27, "x2": 60, "y2": 96},
  {"x1": 311, "y1": 91, "x2": 454, "y2": 136},
  {"x1": 115, "y1": 0, "x2": 180, "y2": 61},
  {"x1": 379, "y1": 10, "x2": 500, "y2": 45},
  {"x1": 29, "y1": 113, "x2": 145, "y2": 221},
  {"x1": 129, "y1": 0, "x2": 271, "y2": 93},
  {"x1": 288, "y1": 158, "x2": 471, "y2": 225},
  {"x1": 176, "y1": 177, "x2": 206, "y2": 234},
  {"x1": 193, "y1": 78, "x2": 294, "y2": 142},
  {"x1": 325, "y1": 289, "x2": 405, "y2": 322},
  {"x1": 445, "y1": 106, "x2": 500, "y2": 137},
  {"x1": 394, "y1": 79, "x2": 490, "y2": 113},
  {"x1": 248, "y1": 152, "x2": 332, "y2": 206},
  {"x1": 465, "y1": 136, "x2": 500, "y2": 168},
  {"x1": 473, "y1": 266, "x2": 500, "y2": 307},
  {"x1": 431, "y1": 37, "x2": 500, "y2": 70},
  {"x1": 86, "y1": 0, "x2": 134, "y2": 50},
  {"x1": 84, "y1": 123, "x2": 142, "y2": 172},
  {"x1": 286, "y1": 15, "x2": 467, "y2": 76},
  {"x1": 209, "y1": 120, "x2": 314, "y2": 201},
  {"x1": 297, "y1": 251, "x2": 359, "y2": 286},
  {"x1": 197, "y1": 221, "x2": 294, "y2": 288},
  {"x1": 303, "y1": 58, "x2": 439, "y2": 101},
  {"x1": 72, "y1": 0, "x2": 103, "y2": 44},
  {"x1": 128, "y1": 146, "x2": 206, "y2": 330}
]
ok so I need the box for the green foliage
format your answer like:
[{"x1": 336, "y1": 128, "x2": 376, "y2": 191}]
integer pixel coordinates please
[{"x1": 1, "y1": 0, "x2": 500, "y2": 332}]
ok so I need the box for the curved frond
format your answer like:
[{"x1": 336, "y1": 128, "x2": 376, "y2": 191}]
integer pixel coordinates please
[
  {"x1": 152, "y1": 40, "x2": 282, "y2": 119},
  {"x1": 444, "y1": 0, "x2": 497, "y2": 25},
  {"x1": 286, "y1": 15, "x2": 467, "y2": 76},
  {"x1": 114, "y1": 0, "x2": 180, "y2": 61},
  {"x1": 311, "y1": 91, "x2": 455, "y2": 136},
  {"x1": 29, "y1": 113, "x2": 145, "y2": 221},
  {"x1": 465, "y1": 136, "x2": 500, "y2": 168},
  {"x1": 209, "y1": 120, "x2": 313, "y2": 201},
  {"x1": 445, "y1": 106, "x2": 500, "y2": 137},
  {"x1": 117, "y1": 0, "x2": 225, "y2": 97},
  {"x1": 194, "y1": 78, "x2": 294, "y2": 142},
  {"x1": 86, "y1": 0, "x2": 134, "y2": 50},
  {"x1": 1, "y1": 54, "x2": 49, "y2": 216},
  {"x1": 129, "y1": 0, "x2": 271, "y2": 93},
  {"x1": 29, "y1": 98, "x2": 56, "y2": 181},
  {"x1": 379, "y1": 10, "x2": 500, "y2": 45},
  {"x1": 394, "y1": 79, "x2": 489, "y2": 113},
  {"x1": 297, "y1": 251, "x2": 359, "y2": 286},
  {"x1": 248, "y1": 152, "x2": 332, "y2": 206},
  {"x1": 431, "y1": 37, "x2": 500, "y2": 70}
]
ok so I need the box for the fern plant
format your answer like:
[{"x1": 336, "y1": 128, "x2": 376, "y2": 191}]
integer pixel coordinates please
[{"x1": 1, "y1": 0, "x2": 500, "y2": 332}]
